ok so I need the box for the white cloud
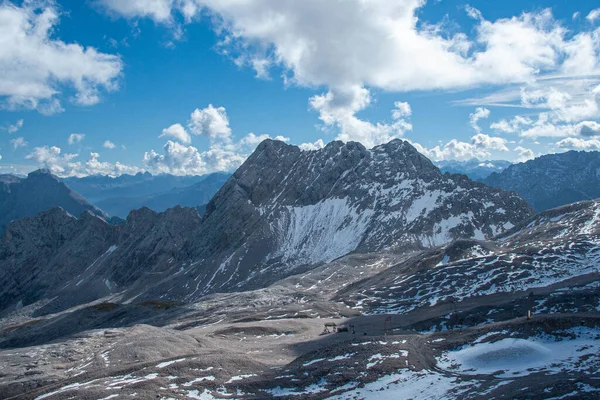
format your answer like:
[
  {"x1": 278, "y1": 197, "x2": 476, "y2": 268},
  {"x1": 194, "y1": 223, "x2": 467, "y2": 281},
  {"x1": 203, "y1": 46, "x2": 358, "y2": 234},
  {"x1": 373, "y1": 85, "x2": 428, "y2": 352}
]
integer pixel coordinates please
[
  {"x1": 391, "y1": 102, "x2": 412, "y2": 119},
  {"x1": 556, "y1": 137, "x2": 600, "y2": 150},
  {"x1": 299, "y1": 139, "x2": 326, "y2": 151},
  {"x1": 239, "y1": 132, "x2": 289, "y2": 147},
  {"x1": 189, "y1": 104, "x2": 232, "y2": 141},
  {"x1": 6, "y1": 119, "x2": 23, "y2": 133},
  {"x1": 573, "y1": 12, "x2": 580, "y2": 20},
  {"x1": 586, "y1": 9, "x2": 600, "y2": 23},
  {"x1": 410, "y1": 133, "x2": 509, "y2": 162},
  {"x1": 26, "y1": 145, "x2": 80, "y2": 176},
  {"x1": 469, "y1": 107, "x2": 491, "y2": 133},
  {"x1": 25, "y1": 145, "x2": 141, "y2": 177},
  {"x1": 159, "y1": 123, "x2": 191, "y2": 144},
  {"x1": 471, "y1": 133, "x2": 509, "y2": 151},
  {"x1": 309, "y1": 86, "x2": 412, "y2": 148},
  {"x1": 490, "y1": 116, "x2": 533, "y2": 133},
  {"x1": 103, "y1": 140, "x2": 116, "y2": 149},
  {"x1": 85, "y1": 152, "x2": 142, "y2": 176},
  {"x1": 96, "y1": 1, "x2": 600, "y2": 149},
  {"x1": 98, "y1": 0, "x2": 174, "y2": 23},
  {"x1": 0, "y1": 1, "x2": 123, "y2": 113},
  {"x1": 10, "y1": 137, "x2": 27, "y2": 149},
  {"x1": 514, "y1": 146, "x2": 535, "y2": 162},
  {"x1": 144, "y1": 105, "x2": 290, "y2": 175},
  {"x1": 68, "y1": 133, "x2": 85, "y2": 145}
]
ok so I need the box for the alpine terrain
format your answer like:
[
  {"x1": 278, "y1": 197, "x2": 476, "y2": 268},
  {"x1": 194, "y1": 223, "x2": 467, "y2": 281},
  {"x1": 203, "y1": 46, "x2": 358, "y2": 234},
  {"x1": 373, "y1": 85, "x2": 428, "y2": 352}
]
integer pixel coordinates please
[{"x1": 0, "y1": 139, "x2": 598, "y2": 399}]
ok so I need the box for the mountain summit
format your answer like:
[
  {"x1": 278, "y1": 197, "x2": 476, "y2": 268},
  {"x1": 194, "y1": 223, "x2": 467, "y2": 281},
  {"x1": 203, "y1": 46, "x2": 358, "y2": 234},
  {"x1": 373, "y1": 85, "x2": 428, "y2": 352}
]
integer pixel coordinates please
[
  {"x1": 0, "y1": 169, "x2": 106, "y2": 231},
  {"x1": 0, "y1": 139, "x2": 534, "y2": 314}
]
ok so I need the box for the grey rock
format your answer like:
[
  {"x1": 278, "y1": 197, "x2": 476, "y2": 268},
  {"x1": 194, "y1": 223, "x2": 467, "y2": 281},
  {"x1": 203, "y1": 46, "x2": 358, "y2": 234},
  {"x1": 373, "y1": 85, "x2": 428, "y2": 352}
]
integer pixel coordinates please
[{"x1": 484, "y1": 150, "x2": 600, "y2": 211}]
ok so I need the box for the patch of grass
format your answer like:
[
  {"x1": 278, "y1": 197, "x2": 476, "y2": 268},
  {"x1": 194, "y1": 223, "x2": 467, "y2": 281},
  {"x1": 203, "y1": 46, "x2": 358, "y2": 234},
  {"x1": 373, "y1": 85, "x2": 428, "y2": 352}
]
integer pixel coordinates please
[
  {"x1": 92, "y1": 302, "x2": 120, "y2": 312},
  {"x1": 138, "y1": 300, "x2": 178, "y2": 310},
  {"x1": 0, "y1": 319, "x2": 42, "y2": 334}
]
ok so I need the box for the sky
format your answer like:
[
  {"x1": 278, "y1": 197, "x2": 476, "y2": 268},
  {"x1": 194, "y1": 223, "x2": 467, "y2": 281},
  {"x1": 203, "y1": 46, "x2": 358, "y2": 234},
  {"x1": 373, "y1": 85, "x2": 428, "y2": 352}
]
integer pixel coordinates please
[{"x1": 1, "y1": 0, "x2": 600, "y2": 177}]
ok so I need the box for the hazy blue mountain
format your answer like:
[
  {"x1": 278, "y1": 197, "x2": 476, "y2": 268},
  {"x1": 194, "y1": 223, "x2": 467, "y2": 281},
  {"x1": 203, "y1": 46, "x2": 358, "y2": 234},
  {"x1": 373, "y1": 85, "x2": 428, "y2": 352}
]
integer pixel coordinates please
[
  {"x1": 0, "y1": 169, "x2": 106, "y2": 231},
  {"x1": 62, "y1": 172, "x2": 230, "y2": 218},
  {"x1": 435, "y1": 159, "x2": 512, "y2": 181},
  {"x1": 62, "y1": 172, "x2": 207, "y2": 203},
  {"x1": 94, "y1": 172, "x2": 231, "y2": 217},
  {"x1": 484, "y1": 150, "x2": 600, "y2": 212}
]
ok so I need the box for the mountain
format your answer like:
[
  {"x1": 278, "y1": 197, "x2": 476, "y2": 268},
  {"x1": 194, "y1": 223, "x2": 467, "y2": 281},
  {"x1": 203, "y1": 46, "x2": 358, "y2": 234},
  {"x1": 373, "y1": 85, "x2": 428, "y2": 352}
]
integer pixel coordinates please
[
  {"x1": 484, "y1": 150, "x2": 600, "y2": 212},
  {"x1": 62, "y1": 172, "x2": 207, "y2": 203},
  {"x1": 94, "y1": 172, "x2": 230, "y2": 217},
  {"x1": 1, "y1": 196, "x2": 598, "y2": 398},
  {"x1": 0, "y1": 169, "x2": 106, "y2": 231},
  {"x1": 435, "y1": 158, "x2": 512, "y2": 180},
  {"x1": 63, "y1": 172, "x2": 230, "y2": 217},
  {"x1": 0, "y1": 139, "x2": 533, "y2": 317}
]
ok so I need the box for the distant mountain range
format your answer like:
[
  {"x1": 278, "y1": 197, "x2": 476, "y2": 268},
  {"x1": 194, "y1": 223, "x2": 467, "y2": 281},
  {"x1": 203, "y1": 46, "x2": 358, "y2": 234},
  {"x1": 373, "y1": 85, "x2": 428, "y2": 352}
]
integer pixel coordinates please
[
  {"x1": 62, "y1": 172, "x2": 230, "y2": 217},
  {"x1": 0, "y1": 170, "x2": 106, "y2": 231},
  {"x1": 484, "y1": 150, "x2": 600, "y2": 212},
  {"x1": 435, "y1": 159, "x2": 512, "y2": 180},
  {"x1": 0, "y1": 139, "x2": 533, "y2": 316}
]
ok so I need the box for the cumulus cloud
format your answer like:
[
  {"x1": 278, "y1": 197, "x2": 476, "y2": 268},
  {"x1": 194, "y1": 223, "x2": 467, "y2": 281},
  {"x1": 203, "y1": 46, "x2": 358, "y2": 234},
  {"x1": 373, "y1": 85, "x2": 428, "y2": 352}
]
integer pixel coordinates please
[
  {"x1": 299, "y1": 139, "x2": 326, "y2": 151},
  {"x1": 490, "y1": 116, "x2": 533, "y2": 134},
  {"x1": 144, "y1": 105, "x2": 290, "y2": 175},
  {"x1": 410, "y1": 133, "x2": 509, "y2": 161},
  {"x1": 26, "y1": 145, "x2": 81, "y2": 176},
  {"x1": 5, "y1": 119, "x2": 23, "y2": 133},
  {"x1": 471, "y1": 133, "x2": 509, "y2": 151},
  {"x1": 556, "y1": 137, "x2": 600, "y2": 150},
  {"x1": 10, "y1": 137, "x2": 27, "y2": 149},
  {"x1": 95, "y1": 1, "x2": 600, "y2": 148},
  {"x1": 68, "y1": 133, "x2": 85, "y2": 145},
  {"x1": 239, "y1": 133, "x2": 289, "y2": 147},
  {"x1": 514, "y1": 146, "x2": 535, "y2": 162},
  {"x1": 159, "y1": 123, "x2": 191, "y2": 144},
  {"x1": 0, "y1": 1, "x2": 123, "y2": 113},
  {"x1": 85, "y1": 152, "x2": 142, "y2": 176},
  {"x1": 26, "y1": 145, "x2": 140, "y2": 177},
  {"x1": 103, "y1": 140, "x2": 116, "y2": 149},
  {"x1": 189, "y1": 104, "x2": 232, "y2": 141},
  {"x1": 309, "y1": 86, "x2": 412, "y2": 148},
  {"x1": 586, "y1": 9, "x2": 600, "y2": 23},
  {"x1": 469, "y1": 108, "x2": 491, "y2": 134}
]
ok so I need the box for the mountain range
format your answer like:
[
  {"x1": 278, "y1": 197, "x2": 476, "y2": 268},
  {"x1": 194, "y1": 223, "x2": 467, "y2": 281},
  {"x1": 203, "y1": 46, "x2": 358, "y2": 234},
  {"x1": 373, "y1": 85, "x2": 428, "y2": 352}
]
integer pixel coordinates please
[
  {"x1": 0, "y1": 139, "x2": 598, "y2": 399},
  {"x1": 435, "y1": 158, "x2": 512, "y2": 180},
  {"x1": 0, "y1": 169, "x2": 106, "y2": 231},
  {"x1": 63, "y1": 172, "x2": 230, "y2": 218},
  {"x1": 484, "y1": 150, "x2": 600, "y2": 212},
  {"x1": 0, "y1": 139, "x2": 534, "y2": 317}
]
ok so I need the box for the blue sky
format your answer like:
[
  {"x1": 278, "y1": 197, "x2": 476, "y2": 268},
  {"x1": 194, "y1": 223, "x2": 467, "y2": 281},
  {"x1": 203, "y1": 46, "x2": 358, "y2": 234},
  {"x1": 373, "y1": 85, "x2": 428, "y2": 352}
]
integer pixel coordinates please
[{"x1": 1, "y1": 0, "x2": 600, "y2": 176}]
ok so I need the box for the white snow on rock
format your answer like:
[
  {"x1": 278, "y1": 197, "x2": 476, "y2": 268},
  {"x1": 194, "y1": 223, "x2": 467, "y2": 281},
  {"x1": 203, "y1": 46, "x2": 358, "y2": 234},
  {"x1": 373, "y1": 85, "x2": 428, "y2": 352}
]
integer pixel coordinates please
[
  {"x1": 271, "y1": 198, "x2": 373, "y2": 266},
  {"x1": 437, "y1": 327, "x2": 600, "y2": 377}
]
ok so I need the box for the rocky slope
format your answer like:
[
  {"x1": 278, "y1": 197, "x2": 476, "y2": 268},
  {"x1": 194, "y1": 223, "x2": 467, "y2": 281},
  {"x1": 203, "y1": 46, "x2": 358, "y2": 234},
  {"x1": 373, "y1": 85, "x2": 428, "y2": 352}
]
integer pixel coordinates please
[
  {"x1": 0, "y1": 169, "x2": 106, "y2": 231},
  {"x1": 484, "y1": 150, "x2": 600, "y2": 211},
  {"x1": 0, "y1": 198, "x2": 598, "y2": 399},
  {"x1": 0, "y1": 139, "x2": 533, "y2": 315},
  {"x1": 0, "y1": 208, "x2": 118, "y2": 316}
]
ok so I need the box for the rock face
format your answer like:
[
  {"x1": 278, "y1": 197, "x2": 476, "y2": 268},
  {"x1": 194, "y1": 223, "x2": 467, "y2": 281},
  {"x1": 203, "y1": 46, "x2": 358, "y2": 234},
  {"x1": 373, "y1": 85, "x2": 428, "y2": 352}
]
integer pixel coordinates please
[
  {"x1": 0, "y1": 139, "x2": 534, "y2": 312},
  {"x1": 0, "y1": 208, "x2": 118, "y2": 315},
  {"x1": 484, "y1": 150, "x2": 600, "y2": 212},
  {"x1": 435, "y1": 159, "x2": 512, "y2": 181},
  {"x1": 0, "y1": 169, "x2": 106, "y2": 231}
]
